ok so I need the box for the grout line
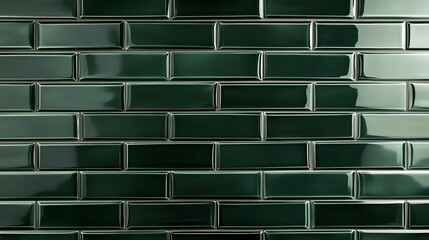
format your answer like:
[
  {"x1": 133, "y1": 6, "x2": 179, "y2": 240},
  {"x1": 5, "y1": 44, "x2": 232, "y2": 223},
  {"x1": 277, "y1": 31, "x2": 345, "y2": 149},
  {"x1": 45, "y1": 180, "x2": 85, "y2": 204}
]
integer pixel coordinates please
[
  {"x1": 122, "y1": 142, "x2": 128, "y2": 171},
  {"x1": 258, "y1": 51, "x2": 265, "y2": 81},
  {"x1": 122, "y1": 20, "x2": 128, "y2": 50},
  {"x1": 353, "y1": 170, "x2": 359, "y2": 199},
  {"x1": 215, "y1": 82, "x2": 221, "y2": 111},
  {"x1": 33, "y1": 21, "x2": 39, "y2": 50},
  {"x1": 354, "y1": 112, "x2": 360, "y2": 140},
  {"x1": 214, "y1": 21, "x2": 220, "y2": 50},
  {"x1": 214, "y1": 201, "x2": 219, "y2": 229},
  {"x1": 354, "y1": 230, "x2": 359, "y2": 240},
  {"x1": 261, "y1": 231, "x2": 265, "y2": 240},
  {"x1": 306, "y1": 201, "x2": 312, "y2": 229},
  {"x1": 404, "y1": 200, "x2": 409, "y2": 229},
  {"x1": 310, "y1": 82, "x2": 315, "y2": 111},
  {"x1": 77, "y1": 112, "x2": 83, "y2": 141},
  {"x1": 34, "y1": 201, "x2": 39, "y2": 229},
  {"x1": 77, "y1": 171, "x2": 82, "y2": 199},
  {"x1": 213, "y1": 142, "x2": 219, "y2": 170},
  {"x1": 259, "y1": 0, "x2": 265, "y2": 19},
  {"x1": 167, "y1": 112, "x2": 173, "y2": 141},
  {"x1": 167, "y1": 52, "x2": 173, "y2": 80},
  {"x1": 353, "y1": 52, "x2": 358, "y2": 81},
  {"x1": 310, "y1": 21, "x2": 315, "y2": 50},
  {"x1": 34, "y1": 83, "x2": 40, "y2": 112},
  {"x1": 168, "y1": 171, "x2": 173, "y2": 199},
  {"x1": 404, "y1": 141, "x2": 409, "y2": 170},
  {"x1": 260, "y1": 112, "x2": 266, "y2": 141},
  {"x1": 405, "y1": 81, "x2": 410, "y2": 111},
  {"x1": 123, "y1": 82, "x2": 128, "y2": 111},
  {"x1": 168, "y1": 0, "x2": 174, "y2": 19},
  {"x1": 260, "y1": 171, "x2": 265, "y2": 200},
  {"x1": 307, "y1": 141, "x2": 314, "y2": 170},
  {"x1": 77, "y1": 231, "x2": 83, "y2": 240},
  {"x1": 403, "y1": 21, "x2": 408, "y2": 50},
  {"x1": 123, "y1": 201, "x2": 129, "y2": 230},
  {"x1": 75, "y1": 52, "x2": 80, "y2": 81},
  {"x1": 353, "y1": 0, "x2": 359, "y2": 19},
  {"x1": 34, "y1": 142, "x2": 40, "y2": 171},
  {"x1": 76, "y1": 0, "x2": 82, "y2": 19}
]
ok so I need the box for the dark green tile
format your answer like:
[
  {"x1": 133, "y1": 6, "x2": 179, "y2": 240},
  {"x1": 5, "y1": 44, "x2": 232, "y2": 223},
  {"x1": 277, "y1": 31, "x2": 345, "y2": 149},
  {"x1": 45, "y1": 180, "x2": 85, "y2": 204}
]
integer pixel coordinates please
[
  {"x1": 127, "y1": 82, "x2": 215, "y2": 110},
  {"x1": 80, "y1": 52, "x2": 167, "y2": 80},
  {"x1": 315, "y1": 83, "x2": 406, "y2": 110},
  {"x1": 0, "y1": 0, "x2": 76, "y2": 18},
  {"x1": 172, "y1": 113, "x2": 261, "y2": 140},
  {"x1": 39, "y1": 143, "x2": 122, "y2": 170},
  {"x1": 83, "y1": 113, "x2": 167, "y2": 140},
  {"x1": 126, "y1": 22, "x2": 214, "y2": 49},
  {"x1": 0, "y1": 22, "x2": 33, "y2": 49},
  {"x1": 82, "y1": 231, "x2": 168, "y2": 240},
  {"x1": 316, "y1": 23, "x2": 404, "y2": 49},
  {"x1": 359, "y1": 53, "x2": 429, "y2": 80},
  {"x1": 172, "y1": 52, "x2": 260, "y2": 80},
  {"x1": 173, "y1": 0, "x2": 259, "y2": 18},
  {"x1": 315, "y1": 142, "x2": 405, "y2": 169},
  {"x1": 39, "y1": 84, "x2": 123, "y2": 111},
  {"x1": 0, "y1": 202, "x2": 34, "y2": 229},
  {"x1": 265, "y1": 171, "x2": 354, "y2": 199},
  {"x1": 0, "y1": 231, "x2": 78, "y2": 240},
  {"x1": 220, "y1": 84, "x2": 310, "y2": 110},
  {"x1": 0, "y1": 84, "x2": 34, "y2": 111},
  {"x1": 38, "y1": 23, "x2": 122, "y2": 49},
  {"x1": 264, "y1": 53, "x2": 354, "y2": 80},
  {"x1": 172, "y1": 171, "x2": 260, "y2": 199},
  {"x1": 81, "y1": 172, "x2": 168, "y2": 199},
  {"x1": 409, "y1": 23, "x2": 429, "y2": 49},
  {"x1": 218, "y1": 142, "x2": 308, "y2": 170},
  {"x1": 81, "y1": 0, "x2": 168, "y2": 18},
  {"x1": 266, "y1": 231, "x2": 354, "y2": 240},
  {"x1": 409, "y1": 202, "x2": 429, "y2": 228},
  {"x1": 127, "y1": 202, "x2": 215, "y2": 228},
  {"x1": 0, "y1": 53, "x2": 74, "y2": 80},
  {"x1": 127, "y1": 143, "x2": 213, "y2": 170},
  {"x1": 266, "y1": 114, "x2": 354, "y2": 140},
  {"x1": 409, "y1": 83, "x2": 429, "y2": 110},
  {"x1": 360, "y1": 114, "x2": 429, "y2": 139},
  {"x1": 409, "y1": 142, "x2": 429, "y2": 169},
  {"x1": 313, "y1": 201, "x2": 404, "y2": 228},
  {"x1": 39, "y1": 201, "x2": 123, "y2": 229},
  {"x1": 219, "y1": 22, "x2": 310, "y2": 49},
  {"x1": 219, "y1": 202, "x2": 307, "y2": 228},
  {"x1": 360, "y1": 230, "x2": 429, "y2": 240},
  {"x1": 172, "y1": 232, "x2": 260, "y2": 240},
  {"x1": 359, "y1": 0, "x2": 429, "y2": 18},
  {"x1": 0, "y1": 113, "x2": 77, "y2": 140},
  {"x1": 266, "y1": 0, "x2": 353, "y2": 17},
  {"x1": 0, "y1": 144, "x2": 33, "y2": 170}
]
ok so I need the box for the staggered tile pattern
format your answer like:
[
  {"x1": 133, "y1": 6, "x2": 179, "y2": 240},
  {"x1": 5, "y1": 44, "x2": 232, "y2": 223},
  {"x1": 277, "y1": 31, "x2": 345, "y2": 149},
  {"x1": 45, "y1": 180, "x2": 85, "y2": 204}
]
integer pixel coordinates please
[{"x1": 1, "y1": 0, "x2": 429, "y2": 239}]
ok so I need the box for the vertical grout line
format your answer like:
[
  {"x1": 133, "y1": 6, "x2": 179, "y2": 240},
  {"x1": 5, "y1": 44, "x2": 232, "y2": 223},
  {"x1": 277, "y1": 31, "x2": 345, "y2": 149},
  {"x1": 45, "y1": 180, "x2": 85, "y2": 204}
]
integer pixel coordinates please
[
  {"x1": 215, "y1": 82, "x2": 221, "y2": 111},
  {"x1": 260, "y1": 112, "x2": 266, "y2": 141},
  {"x1": 310, "y1": 82, "x2": 315, "y2": 111},
  {"x1": 353, "y1": 52, "x2": 358, "y2": 81},
  {"x1": 306, "y1": 201, "x2": 312, "y2": 229},
  {"x1": 404, "y1": 200, "x2": 409, "y2": 229},
  {"x1": 354, "y1": 230, "x2": 359, "y2": 240},
  {"x1": 168, "y1": 0, "x2": 174, "y2": 19},
  {"x1": 122, "y1": 20, "x2": 127, "y2": 50},
  {"x1": 167, "y1": 171, "x2": 172, "y2": 199},
  {"x1": 77, "y1": 112, "x2": 83, "y2": 141},
  {"x1": 123, "y1": 83, "x2": 128, "y2": 111},
  {"x1": 123, "y1": 142, "x2": 128, "y2": 171},
  {"x1": 77, "y1": 231, "x2": 82, "y2": 240},
  {"x1": 167, "y1": 112, "x2": 173, "y2": 141},
  {"x1": 76, "y1": 0, "x2": 82, "y2": 19},
  {"x1": 353, "y1": 0, "x2": 358, "y2": 19},
  {"x1": 214, "y1": 201, "x2": 218, "y2": 229},
  {"x1": 123, "y1": 201, "x2": 129, "y2": 230},
  {"x1": 167, "y1": 52, "x2": 173, "y2": 81},
  {"x1": 354, "y1": 113, "x2": 360, "y2": 140},
  {"x1": 213, "y1": 142, "x2": 219, "y2": 171},
  {"x1": 214, "y1": 21, "x2": 220, "y2": 50},
  {"x1": 353, "y1": 170, "x2": 359, "y2": 199},
  {"x1": 34, "y1": 83, "x2": 40, "y2": 112},
  {"x1": 403, "y1": 21, "x2": 408, "y2": 50},
  {"x1": 77, "y1": 171, "x2": 82, "y2": 200},
  {"x1": 406, "y1": 82, "x2": 411, "y2": 111},
  {"x1": 261, "y1": 231, "x2": 265, "y2": 240},
  {"x1": 310, "y1": 21, "x2": 315, "y2": 50},
  {"x1": 308, "y1": 141, "x2": 314, "y2": 170},
  {"x1": 75, "y1": 52, "x2": 80, "y2": 81},
  {"x1": 33, "y1": 21, "x2": 39, "y2": 50},
  {"x1": 259, "y1": 0, "x2": 265, "y2": 19},
  {"x1": 260, "y1": 171, "x2": 265, "y2": 200},
  {"x1": 34, "y1": 201, "x2": 39, "y2": 229},
  {"x1": 34, "y1": 142, "x2": 39, "y2": 171},
  {"x1": 404, "y1": 141, "x2": 409, "y2": 170},
  {"x1": 259, "y1": 51, "x2": 265, "y2": 81}
]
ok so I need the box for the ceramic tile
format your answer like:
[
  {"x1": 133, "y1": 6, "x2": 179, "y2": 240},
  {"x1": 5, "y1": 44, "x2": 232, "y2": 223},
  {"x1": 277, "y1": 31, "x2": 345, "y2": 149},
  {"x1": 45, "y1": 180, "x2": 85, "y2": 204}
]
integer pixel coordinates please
[
  {"x1": 81, "y1": 0, "x2": 168, "y2": 18},
  {"x1": 0, "y1": 84, "x2": 34, "y2": 111},
  {"x1": 173, "y1": 0, "x2": 260, "y2": 18},
  {"x1": 0, "y1": 0, "x2": 76, "y2": 18},
  {"x1": 0, "y1": 22, "x2": 34, "y2": 49}
]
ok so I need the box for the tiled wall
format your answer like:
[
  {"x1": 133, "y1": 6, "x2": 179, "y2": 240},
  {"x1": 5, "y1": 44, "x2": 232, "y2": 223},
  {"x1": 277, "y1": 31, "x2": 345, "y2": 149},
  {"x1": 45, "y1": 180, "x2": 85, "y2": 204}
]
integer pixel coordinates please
[{"x1": 2, "y1": 0, "x2": 429, "y2": 239}]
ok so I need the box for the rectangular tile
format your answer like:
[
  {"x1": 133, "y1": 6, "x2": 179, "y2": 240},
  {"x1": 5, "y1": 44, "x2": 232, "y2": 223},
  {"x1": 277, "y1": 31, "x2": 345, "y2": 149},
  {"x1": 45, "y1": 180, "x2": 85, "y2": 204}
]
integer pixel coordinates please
[
  {"x1": 266, "y1": 0, "x2": 353, "y2": 17},
  {"x1": 173, "y1": 0, "x2": 259, "y2": 18},
  {"x1": 172, "y1": 113, "x2": 261, "y2": 140},
  {"x1": 81, "y1": 0, "x2": 168, "y2": 18},
  {"x1": 0, "y1": 0, "x2": 76, "y2": 18},
  {"x1": 0, "y1": 202, "x2": 34, "y2": 229},
  {"x1": 0, "y1": 231, "x2": 78, "y2": 240},
  {"x1": 315, "y1": 141, "x2": 405, "y2": 169},
  {"x1": 172, "y1": 232, "x2": 261, "y2": 240},
  {"x1": 172, "y1": 52, "x2": 260, "y2": 79},
  {"x1": 409, "y1": 202, "x2": 429, "y2": 228},
  {"x1": 315, "y1": 22, "x2": 404, "y2": 49},
  {"x1": 409, "y1": 23, "x2": 429, "y2": 49},
  {"x1": 264, "y1": 53, "x2": 354, "y2": 80},
  {"x1": 0, "y1": 22, "x2": 33, "y2": 49},
  {"x1": 265, "y1": 231, "x2": 354, "y2": 240},
  {"x1": 127, "y1": 143, "x2": 214, "y2": 170},
  {"x1": 82, "y1": 113, "x2": 167, "y2": 140},
  {"x1": 0, "y1": 144, "x2": 34, "y2": 170},
  {"x1": 126, "y1": 22, "x2": 214, "y2": 49},
  {"x1": 39, "y1": 84, "x2": 124, "y2": 111},
  {"x1": 39, "y1": 201, "x2": 123, "y2": 229},
  {"x1": 359, "y1": 0, "x2": 429, "y2": 18},
  {"x1": 81, "y1": 172, "x2": 168, "y2": 199},
  {"x1": 409, "y1": 142, "x2": 429, "y2": 169},
  {"x1": 80, "y1": 52, "x2": 167, "y2": 80},
  {"x1": 360, "y1": 230, "x2": 429, "y2": 240},
  {"x1": 0, "y1": 84, "x2": 34, "y2": 111},
  {"x1": 219, "y1": 22, "x2": 310, "y2": 49},
  {"x1": 312, "y1": 201, "x2": 404, "y2": 228},
  {"x1": 172, "y1": 171, "x2": 260, "y2": 199},
  {"x1": 82, "y1": 231, "x2": 168, "y2": 240},
  {"x1": 315, "y1": 83, "x2": 406, "y2": 110},
  {"x1": 409, "y1": 83, "x2": 429, "y2": 110},
  {"x1": 265, "y1": 171, "x2": 354, "y2": 199},
  {"x1": 218, "y1": 142, "x2": 308, "y2": 170},
  {"x1": 220, "y1": 84, "x2": 310, "y2": 110},
  {"x1": 127, "y1": 202, "x2": 215, "y2": 228},
  {"x1": 127, "y1": 82, "x2": 215, "y2": 110},
  {"x1": 266, "y1": 114, "x2": 355, "y2": 139},
  {"x1": 218, "y1": 202, "x2": 307, "y2": 228},
  {"x1": 39, "y1": 143, "x2": 122, "y2": 170}
]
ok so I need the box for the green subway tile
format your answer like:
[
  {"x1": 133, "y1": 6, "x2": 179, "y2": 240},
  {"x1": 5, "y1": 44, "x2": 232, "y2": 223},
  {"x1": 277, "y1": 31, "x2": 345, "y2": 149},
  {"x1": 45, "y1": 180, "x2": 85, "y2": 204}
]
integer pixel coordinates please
[
  {"x1": 0, "y1": 231, "x2": 78, "y2": 240},
  {"x1": 0, "y1": 53, "x2": 74, "y2": 80},
  {"x1": 126, "y1": 22, "x2": 214, "y2": 49},
  {"x1": 127, "y1": 82, "x2": 215, "y2": 110},
  {"x1": 409, "y1": 202, "x2": 429, "y2": 228},
  {"x1": 409, "y1": 23, "x2": 429, "y2": 49},
  {"x1": 266, "y1": 0, "x2": 353, "y2": 17},
  {"x1": 265, "y1": 171, "x2": 354, "y2": 199},
  {"x1": 360, "y1": 114, "x2": 429, "y2": 139},
  {"x1": 359, "y1": 53, "x2": 429, "y2": 80},
  {"x1": 220, "y1": 84, "x2": 311, "y2": 110},
  {"x1": 218, "y1": 202, "x2": 307, "y2": 228},
  {"x1": 265, "y1": 231, "x2": 354, "y2": 240},
  {"x1": 264, "y1": 53, "x2": 354, "y2": 80},
  {"x1": 172, "y1": 52, "x2": 260, "y2": 79},
  {"x1": 38, "y1": 23, "x2": 122, "y2": 49},
  {"x1": 0, "y1": 22, "x2": 33, "y2": 49},
  {"x1": 172, "y1": 232, "x2": 261, "y2": 240},
  {"x1": 39, "y1": 201, "x2": 123, "y2": 229},
  {"x1": 219, "y1": 22, "x2": 310, "y2": 49},
  {"x1": 409, "y1": 142, "x2": 429, "y2": 169},
  {"x1": 82, "y1": 231, "x2": 168, "y2": 240},
  {"x1": 218, "y1": 142, "x2": 308, "y2": 170},
  {"x1": 83, "y1": 113, "x2": 167, "y2": 140},
  {"x1": 39, "y1": 143, "x2": 122, "y2": 170},
  {"x1": 360, "y1": 230, "x2": 429, "y2": 240},
  {"x1": 173, "y1": 0, "x2": 259, "y2": 18},
  {"x1": 0, "y1": 0, "x2": 76, "y2": 18},
  {"x1": 315, "y1": 142, "x2": 405, "y2": 169},
  {"x1": 172, "y1": 171, "x2": 260, "y2": 199},
  {"x1": 0, "y1": 202, "x2": 34, "y2": 229},
  {"x1": 127, "y1": 202, "x2": 215, "y2": 228},
  {"x1": 316, "y1": 22, "x2": 404, "y2": 49},
  {"x1": 266, "y1": 114, "x2": 354, "y2": 140},
  {"x1": 80, "y1": 52, "x2": 168, "y2": 80},
  {"x1": 172, "y1": 113, "x2": 261, "y2": 140},
  {"x1": 127, "y1": 143, "x2": 214, "y2": 170},
  {"x1": 315, "y1": 83, "x2": 406, "y2": 110},
  {"x1": 409, "y1": 83, "x2": 429, "y2": 110},
  {"x1": 81, "y1": 172, "x2": 168, "y2": 199},
  {"x1": 81, "y1": 0, "x2": 168, "y2": 18},
  {"x1": 0, "y1": 144, "x2": 34, "y2": 170},
  {"x1": 359, "y1": 0, "x2": 429, "y2": 18},
  {"x1": 0, "y1": 84, "x2": 34, "y2": 111},
  {"x1": 0, "y1": 113, "x2": 77, "y2": 140},
  {"x1": 313, "y1": 201, "x2": 404, "y2": 228}
]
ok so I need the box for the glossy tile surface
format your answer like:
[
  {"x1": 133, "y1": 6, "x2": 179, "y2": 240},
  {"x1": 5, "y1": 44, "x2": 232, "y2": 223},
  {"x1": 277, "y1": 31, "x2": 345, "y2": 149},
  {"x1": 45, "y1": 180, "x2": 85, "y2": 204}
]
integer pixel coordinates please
[
  {"x1": 0, "y1": 202, "x2": 34, "y2": 229},
  {"x1": 0, "y1": 84, "x2": 34, "y2": 111},
  {"x1": 172, "y1": 232, "x2": 261, "y2": 240},
  {"x1": 0, "y1": 0, "x2": 76, "y2": 18},
  {"x1": 81, "y1": 0, "x2": 168, "y2": 18},
  {"x1": 173, "y1": 0, "x2": 260, "y2": 18},
  {"x1": 82, "y1": 231, "x2": 168, "y2": 240},
  {"x1": 266, "y1": 0, "x2": 353, "y2": 17},
  {"x1": 409, "y1": 23, "x2": 429, "y2": 49},
  {"x1": 359, "y1": 0, "x2": 429, "y2": 18},
  {"x1": 408, "y1": 142, "x2": 429, "y2": 169},
  {"x1": 409, "y1": 202, "x2": 429, "y2": 228},
  {"x1": 360, "y1": 230, "x2": 429, "y2": 240},
  {"x1": 265, "y1": 231, "x2": 354, "y2": 240},
  {"x1": 0, "y1": 144, "x2": 34, "y2": 170},
  {"x1": 409, "y1": 83, "x2": 429, "y2": 110},
  {"x1": 0, "y1": 231, "x2": 78, "y2": 240},
  {"x1": 0, "y1": 22, "x2": 33, "y2": 49}
]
